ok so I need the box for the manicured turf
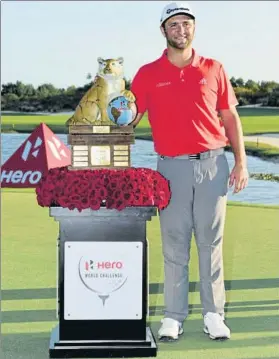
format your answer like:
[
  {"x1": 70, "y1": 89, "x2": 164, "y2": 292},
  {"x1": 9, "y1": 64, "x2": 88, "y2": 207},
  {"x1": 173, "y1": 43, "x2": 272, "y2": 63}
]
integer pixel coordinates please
[
  {"x1": 135, "y1": 108, "x2": 279, "y2": 137},
  {"x1": 2, "y1": 109, "x2": 279, "y2": 159},
  {"x1": 1, "y1": 190, "x2": 279, "y2": 359},
  {"x1": 242, "y1": 141, "x2": 279, "y2": 159},
  {"x1": 239, "y1": 108, "x2": 279, "y2": 135},
  {"x1": 1, "y1": 115, "x2": 69, "y2": 134},
  {"x1": 2, "y1": 107, "x2": 279, "y2": 135}
]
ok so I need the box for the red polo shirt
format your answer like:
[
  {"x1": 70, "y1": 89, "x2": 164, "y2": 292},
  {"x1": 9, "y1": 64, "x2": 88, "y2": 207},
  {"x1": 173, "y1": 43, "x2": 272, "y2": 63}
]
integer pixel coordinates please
[{"x1": 131, "y1": 49, "x2": 238, "y2": 156}]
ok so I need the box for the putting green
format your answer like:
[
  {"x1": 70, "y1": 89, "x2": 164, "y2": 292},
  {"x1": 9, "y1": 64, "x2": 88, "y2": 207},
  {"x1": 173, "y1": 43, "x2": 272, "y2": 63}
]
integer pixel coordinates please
[{"x1": 1, "y1": 190, "x2": 279, "y2": 359}]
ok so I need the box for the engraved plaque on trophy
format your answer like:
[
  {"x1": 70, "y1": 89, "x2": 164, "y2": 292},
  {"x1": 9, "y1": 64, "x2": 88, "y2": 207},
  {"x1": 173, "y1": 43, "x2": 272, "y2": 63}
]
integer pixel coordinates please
[
  {"x1": 92, "y1": 126, "x2": 110, "y2": 134},
  {"x1": 68, "y1": 125, "x2": 134, "y2": 170},
  {"x1": 90, "y1": 146, "x2": 111, "y2": 166}
]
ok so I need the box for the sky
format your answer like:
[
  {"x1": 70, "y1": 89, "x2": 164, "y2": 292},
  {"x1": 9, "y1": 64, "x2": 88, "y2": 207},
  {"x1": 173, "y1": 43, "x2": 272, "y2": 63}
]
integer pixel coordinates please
[{"x1": 1, "y1": 1, "x2": 279, "y2": 89}]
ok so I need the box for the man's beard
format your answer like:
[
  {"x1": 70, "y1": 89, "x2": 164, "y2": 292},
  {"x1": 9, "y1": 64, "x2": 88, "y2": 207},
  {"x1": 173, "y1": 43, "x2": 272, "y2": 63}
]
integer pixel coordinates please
[{"x1": 166, "y1": 34, "x2": 194, "y2": 50}]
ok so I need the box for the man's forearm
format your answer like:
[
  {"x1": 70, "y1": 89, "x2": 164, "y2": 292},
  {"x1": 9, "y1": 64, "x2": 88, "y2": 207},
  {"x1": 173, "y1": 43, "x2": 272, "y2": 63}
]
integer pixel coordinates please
[
  {"x1": 221, "y1": 109, "x2": 247, "y2": 166},
  {"x1": 132, "y1": 113, "x2": 145, "y2": 128}
]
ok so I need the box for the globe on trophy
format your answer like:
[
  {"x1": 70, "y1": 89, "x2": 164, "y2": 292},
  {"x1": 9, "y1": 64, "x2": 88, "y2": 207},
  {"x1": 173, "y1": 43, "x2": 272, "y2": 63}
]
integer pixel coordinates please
[{"x1": 107, "y1": 95, "x2": 137, "y2": 126}]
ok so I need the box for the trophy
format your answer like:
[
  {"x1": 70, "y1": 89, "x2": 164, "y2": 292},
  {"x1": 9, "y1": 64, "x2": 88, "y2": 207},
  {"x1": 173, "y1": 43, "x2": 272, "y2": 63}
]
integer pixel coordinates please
[
  {"x1": 47, "y1": 57, "x2": 158, "y2": 358},
  {"x1": 66, "y1": 57, "x2": 137, "y2": 170}
]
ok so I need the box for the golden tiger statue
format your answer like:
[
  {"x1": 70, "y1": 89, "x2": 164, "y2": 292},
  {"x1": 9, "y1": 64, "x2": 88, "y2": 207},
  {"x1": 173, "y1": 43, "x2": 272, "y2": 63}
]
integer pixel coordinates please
[{"x1": 66, "y1": 57, "x2": 135, "y2": 126}]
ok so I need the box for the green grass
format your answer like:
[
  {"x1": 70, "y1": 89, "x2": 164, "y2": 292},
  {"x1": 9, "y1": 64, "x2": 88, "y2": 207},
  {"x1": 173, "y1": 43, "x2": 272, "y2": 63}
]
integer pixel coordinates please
[
  {"x1": 134, "y1": 110, "x2": 279, "y2": 157},
  {"x1": 1, "y1": 112, "x2": 46, "y2": 116},
  {"x1": 242, "y1": 141, "x2": 279, "y2": 158},
  {"x1": 3, "y1": 112, "x2": 279, "y2": 157},
  {"x1": 225, "y1": 141, "x2": 279, "y2": 159},
  {"x1": 1, "y1": 190, "x2": 279, "y2": 359},
  {"x1": 238, "y1": 108, "x2": 279, "y2": 135},
  {"x1": 1, "y1": 114, "x2": 70, "y2": 134},
  {"x1": 134, "y1": 108, "x2": 279, "y2": 137},
  {"x1": 1, "y1": 107, "x2": 279, "y2": 135},
  {"x1": 1, "y1": 114, "x2": 69, "y2": 125}
]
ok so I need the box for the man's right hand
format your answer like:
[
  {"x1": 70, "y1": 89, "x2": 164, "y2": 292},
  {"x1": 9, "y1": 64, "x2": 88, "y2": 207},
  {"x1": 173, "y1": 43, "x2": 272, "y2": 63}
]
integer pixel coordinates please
[{"x1": 132, "y1": 113, "x2": 145, "y2": 128}]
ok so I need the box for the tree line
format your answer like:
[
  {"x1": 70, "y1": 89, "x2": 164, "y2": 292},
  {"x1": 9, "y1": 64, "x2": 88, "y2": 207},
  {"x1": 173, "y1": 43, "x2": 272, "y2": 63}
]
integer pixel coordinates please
[{"x1": 1, "y1": 77, "x2": 279, "y2": 113}]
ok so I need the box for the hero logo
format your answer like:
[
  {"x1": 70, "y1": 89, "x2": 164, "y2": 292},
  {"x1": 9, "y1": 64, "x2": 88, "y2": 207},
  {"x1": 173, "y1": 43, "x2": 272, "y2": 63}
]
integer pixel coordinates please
[
  {"x1": 166, "y1": 7, "x2": 189, "y2": 14},
  {"x1": 21, "y1": 137, "x2": 43, "y2": 161},
  {"x1": 47, "y1": 136, "x2": 68, "y2": 161},
  {"x1": 21, "y1": 136, "x2": 68, "y2": 162},
  {"x1": 1, "y1": 170, "x2": 42, "y2": 185},
  {"x1": 79, "y1": 257, "x2": 127, "y2": 305},
  {"x1": 85, "y1": 260, "x2": 123, "y2": 272}
]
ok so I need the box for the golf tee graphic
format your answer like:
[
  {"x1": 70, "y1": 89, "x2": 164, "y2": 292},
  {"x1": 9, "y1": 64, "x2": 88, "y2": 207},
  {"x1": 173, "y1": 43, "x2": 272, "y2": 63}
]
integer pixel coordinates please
[
  {"x1": 1, "y1": 123, "x2": 71, "y2": 188},
  {"x1": 78, "y1": 256, "x2": 128, "y2": 306}
]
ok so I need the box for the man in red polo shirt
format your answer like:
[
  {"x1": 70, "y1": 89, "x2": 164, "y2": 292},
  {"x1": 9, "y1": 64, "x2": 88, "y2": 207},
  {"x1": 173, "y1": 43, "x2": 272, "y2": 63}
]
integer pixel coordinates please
[{"x1": 131, "y1": 1, "x2": 249, "y2": 342}]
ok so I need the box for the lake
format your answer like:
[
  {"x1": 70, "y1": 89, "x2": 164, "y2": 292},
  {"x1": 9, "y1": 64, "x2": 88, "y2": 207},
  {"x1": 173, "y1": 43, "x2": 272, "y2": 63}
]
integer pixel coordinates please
[{"x1": 1, "y1": 133, "x2": 279, "y2": 205}]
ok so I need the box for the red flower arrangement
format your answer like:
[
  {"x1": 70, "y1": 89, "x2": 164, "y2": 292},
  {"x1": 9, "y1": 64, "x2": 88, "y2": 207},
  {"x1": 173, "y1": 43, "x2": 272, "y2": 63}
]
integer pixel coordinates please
[{"x1": 36, "y1": 166, "x2": 171, "y2": 212}]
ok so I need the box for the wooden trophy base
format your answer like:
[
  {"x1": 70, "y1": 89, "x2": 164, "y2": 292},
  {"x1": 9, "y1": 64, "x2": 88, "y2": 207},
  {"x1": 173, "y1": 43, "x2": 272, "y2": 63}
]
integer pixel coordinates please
[{"x1": 68, "y1": 124, "x2": 135, "y2": 170}]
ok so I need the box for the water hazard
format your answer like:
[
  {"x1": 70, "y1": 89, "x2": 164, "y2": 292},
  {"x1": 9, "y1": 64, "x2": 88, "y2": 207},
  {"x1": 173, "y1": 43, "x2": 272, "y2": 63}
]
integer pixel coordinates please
[{"x1": 1, "y1": 133, "x2": 279, "y2": 205}]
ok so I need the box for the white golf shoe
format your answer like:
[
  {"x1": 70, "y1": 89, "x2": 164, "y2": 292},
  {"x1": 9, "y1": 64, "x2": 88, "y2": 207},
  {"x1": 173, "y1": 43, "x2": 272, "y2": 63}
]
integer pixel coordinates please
[
  {"x1": 203, "y1": 312, "x2": 231, "y2": 340},
  {"x1": 158, "y1": 318, "x2": 183, "y2": 341}
]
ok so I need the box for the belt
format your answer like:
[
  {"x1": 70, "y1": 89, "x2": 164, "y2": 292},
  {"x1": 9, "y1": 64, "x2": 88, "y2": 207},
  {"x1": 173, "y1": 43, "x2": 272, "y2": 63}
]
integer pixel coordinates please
[{"x1": 159, "y1": 148, "x2": 224, "y2": 160}]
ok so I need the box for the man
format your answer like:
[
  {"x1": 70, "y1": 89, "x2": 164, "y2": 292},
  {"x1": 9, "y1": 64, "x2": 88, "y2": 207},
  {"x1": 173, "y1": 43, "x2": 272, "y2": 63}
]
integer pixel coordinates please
[{"x1": 131, "y1": 1, "x2": 248, "y2": 342}]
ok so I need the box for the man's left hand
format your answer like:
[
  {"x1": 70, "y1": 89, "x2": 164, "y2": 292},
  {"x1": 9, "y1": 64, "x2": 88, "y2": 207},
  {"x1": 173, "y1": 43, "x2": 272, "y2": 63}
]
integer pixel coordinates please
[{"x1": 229, "y1": 164, "x2": 249, "y2": 194}]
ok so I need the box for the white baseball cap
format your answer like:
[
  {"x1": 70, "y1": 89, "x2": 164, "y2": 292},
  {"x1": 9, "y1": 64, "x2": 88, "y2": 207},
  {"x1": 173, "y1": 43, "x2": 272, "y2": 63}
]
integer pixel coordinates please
[{"x1": 160, "y1": 2, "x2": 195, "y2": 26}]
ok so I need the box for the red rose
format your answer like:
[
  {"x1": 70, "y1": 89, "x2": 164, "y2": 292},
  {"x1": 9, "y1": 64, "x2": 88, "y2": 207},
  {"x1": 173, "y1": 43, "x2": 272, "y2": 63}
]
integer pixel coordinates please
[
  {"x1": 105, "y1": 198, "x2": 114, "y2": 209},
  {"x1": 37, "y1": 193, "x2": 52, "y2": 207},
  {"x1": 115, "y1": 200, "x2": 126, "y2": 211},
  {"x1": 90, "y1": 199, "x2": 101, "y2": 210},
  {"x1": 35, "y1": 165, "x2": 172, "y2": 211},
  {"x1": 79, "y1": 196, "x2": 90, "y2": 210},
  {"x1": 78, "y1": 180, "x2": 90, "y2": 193},
  {"x1": 58, "y1": 196, "x2": 70, "y2": 208},
  {"x1": 69, "y1": 195, "x2": 82, "y2": 207},
  {"x1": 124, "y1": 193, "x2": 135, "y2": 206}
]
